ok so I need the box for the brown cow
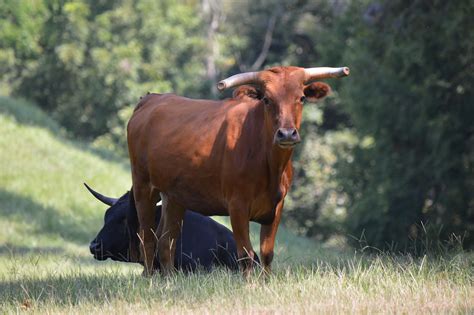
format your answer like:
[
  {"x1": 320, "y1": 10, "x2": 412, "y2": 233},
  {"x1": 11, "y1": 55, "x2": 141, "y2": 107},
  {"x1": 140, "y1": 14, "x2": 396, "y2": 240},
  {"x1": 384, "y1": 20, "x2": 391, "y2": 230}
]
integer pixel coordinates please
[{"x1": 127, "y1": 66, "x2": 349, "y2": 276}]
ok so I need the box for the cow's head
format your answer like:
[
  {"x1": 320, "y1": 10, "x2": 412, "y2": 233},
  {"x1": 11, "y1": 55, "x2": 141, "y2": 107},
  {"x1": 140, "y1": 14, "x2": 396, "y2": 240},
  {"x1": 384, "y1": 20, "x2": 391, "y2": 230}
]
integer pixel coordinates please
[
  {"x1": 85, "y1": 183, "x2": 131, "y2": 262},
  {"x1": 218, "y1": 66, "x2": 349, "y2": 149}
]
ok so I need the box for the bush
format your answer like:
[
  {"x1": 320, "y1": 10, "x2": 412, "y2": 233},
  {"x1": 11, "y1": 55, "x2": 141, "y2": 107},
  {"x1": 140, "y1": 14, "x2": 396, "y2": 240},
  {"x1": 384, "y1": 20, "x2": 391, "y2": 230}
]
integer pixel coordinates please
[{"x1": 334, "y1": 0, "x2": 474, "y2": 250}]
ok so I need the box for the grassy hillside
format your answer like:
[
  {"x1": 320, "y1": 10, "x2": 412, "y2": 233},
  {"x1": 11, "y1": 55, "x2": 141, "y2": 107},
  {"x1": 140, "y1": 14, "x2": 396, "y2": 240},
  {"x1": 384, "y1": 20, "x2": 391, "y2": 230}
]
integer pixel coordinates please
[
  {"x1": 0, "y1": 97, "x2": 472, "y2": 314},
  {"x1": 0, "y1": 96, "x2": 131, "y2": 251}
]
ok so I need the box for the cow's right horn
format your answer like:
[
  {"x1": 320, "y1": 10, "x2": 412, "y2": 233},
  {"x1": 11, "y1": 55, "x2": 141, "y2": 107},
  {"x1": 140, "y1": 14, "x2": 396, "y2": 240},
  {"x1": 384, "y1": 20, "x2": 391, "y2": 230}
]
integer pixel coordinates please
[
  {"x1": 217, "y1": 72, "x2": 260, "y2": 91},
  {"x1": 83, "y1": 183, "x2": 118, "y2": 206}
]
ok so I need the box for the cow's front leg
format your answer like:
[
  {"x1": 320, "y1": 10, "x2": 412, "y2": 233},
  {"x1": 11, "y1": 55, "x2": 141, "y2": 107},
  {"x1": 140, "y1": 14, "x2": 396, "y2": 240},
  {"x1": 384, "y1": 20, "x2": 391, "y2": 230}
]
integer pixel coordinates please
[
  {"x1": 157, "y1": 194, "x2": 185, "y2": 276},
  {"x1": 229, "y1": 205, "x2": 255, "y2": 277},
  {"x1": 260, "y1": 199, "x2": 284, "y2": 274}
]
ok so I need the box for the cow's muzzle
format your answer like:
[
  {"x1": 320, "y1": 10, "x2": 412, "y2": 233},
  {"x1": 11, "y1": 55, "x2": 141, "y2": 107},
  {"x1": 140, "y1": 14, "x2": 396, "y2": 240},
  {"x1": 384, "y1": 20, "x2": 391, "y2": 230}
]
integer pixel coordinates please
[
  {"x1": 274, "y1": 127, "x2": 301, "y2": 148},
  {"x1": 89, "y1": 239, "x2": 106, "y2": 260}
]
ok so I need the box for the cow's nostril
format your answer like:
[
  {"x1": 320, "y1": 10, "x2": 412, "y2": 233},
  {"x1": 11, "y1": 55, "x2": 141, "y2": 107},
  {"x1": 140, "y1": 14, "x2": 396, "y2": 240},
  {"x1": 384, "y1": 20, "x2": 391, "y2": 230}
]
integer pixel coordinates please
[
  {"x1": 275, "y1": 128, "x2": 300, "y2": 146},
  {"x1": 276, "y1": 129, "x2": 285, "y2": 139},
  {"x1": 89, "y1": 241, "x2": 100, "y2": 254}
]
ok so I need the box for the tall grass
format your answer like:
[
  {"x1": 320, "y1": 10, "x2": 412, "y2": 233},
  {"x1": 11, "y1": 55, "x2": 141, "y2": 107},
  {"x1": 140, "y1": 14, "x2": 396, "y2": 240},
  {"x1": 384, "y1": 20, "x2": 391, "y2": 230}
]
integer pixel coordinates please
[
  {"x1": 0, "y1": 97, "x2": 472, "y2": 314},
  {"x1": 1, "y1": 252, "x2": 472, "y2": 314}
]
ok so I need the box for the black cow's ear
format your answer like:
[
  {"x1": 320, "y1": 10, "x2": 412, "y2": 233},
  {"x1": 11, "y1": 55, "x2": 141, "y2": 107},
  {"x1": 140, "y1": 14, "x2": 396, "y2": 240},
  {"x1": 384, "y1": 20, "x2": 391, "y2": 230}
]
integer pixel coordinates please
[
  {"x1": 303, "y1": 82, "x2": 331, "y2": 103},
  {"x1": 232, "y1": 85, "x2": 262, "y2": 100}
]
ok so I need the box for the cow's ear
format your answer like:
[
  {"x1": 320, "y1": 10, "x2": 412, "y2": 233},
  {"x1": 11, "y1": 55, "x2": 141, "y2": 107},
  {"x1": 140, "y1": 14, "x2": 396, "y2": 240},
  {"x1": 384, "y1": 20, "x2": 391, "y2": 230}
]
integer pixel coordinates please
[
  {"x1": 303, "y1": 82, "x2": 331, "y2": 103},
  {"x1": 233, "y1": 85, "x2": 262, "y2": 100}
]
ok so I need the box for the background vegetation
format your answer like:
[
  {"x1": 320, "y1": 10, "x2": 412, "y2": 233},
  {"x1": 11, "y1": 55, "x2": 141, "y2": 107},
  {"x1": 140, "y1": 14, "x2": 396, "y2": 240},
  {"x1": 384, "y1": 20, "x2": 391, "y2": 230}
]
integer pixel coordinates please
[
  {"x1": 0, "y1": 0, "x2": 472, "y2": 251},
  {"x1": 0, "y1": 1, "x2": 473, "y2": 312},
  {"x1": 0, "y1": 96, "x2": 472, "y2": 313}
]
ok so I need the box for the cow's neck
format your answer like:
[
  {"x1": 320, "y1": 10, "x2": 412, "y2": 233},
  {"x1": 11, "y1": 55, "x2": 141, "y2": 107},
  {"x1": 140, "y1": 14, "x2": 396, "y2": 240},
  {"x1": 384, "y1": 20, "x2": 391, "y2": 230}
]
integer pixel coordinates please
[
  {"x1": 245, "y1": 101, "x2": 293, "y2": 201},
  {"x1": 265, "y1": 129, "x2": 293, "y2": 199},
  {"x1": 269, "y1": 146, "x2": 292, "y2": 178}
]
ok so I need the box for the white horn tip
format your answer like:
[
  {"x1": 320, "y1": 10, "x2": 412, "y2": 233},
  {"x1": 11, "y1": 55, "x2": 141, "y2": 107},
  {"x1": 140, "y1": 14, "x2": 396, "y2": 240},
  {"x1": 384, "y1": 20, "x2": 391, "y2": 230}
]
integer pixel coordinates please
[{"x1": 217, "y1": 81, "x2": 226, "y2": 91}]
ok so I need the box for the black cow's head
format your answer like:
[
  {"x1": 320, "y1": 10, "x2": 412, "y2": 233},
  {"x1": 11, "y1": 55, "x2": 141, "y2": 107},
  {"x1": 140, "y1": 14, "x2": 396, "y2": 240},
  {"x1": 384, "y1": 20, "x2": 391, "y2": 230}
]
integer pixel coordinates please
[{"x1": 86, "y1": 183, "x2": 131, "y2": 262}]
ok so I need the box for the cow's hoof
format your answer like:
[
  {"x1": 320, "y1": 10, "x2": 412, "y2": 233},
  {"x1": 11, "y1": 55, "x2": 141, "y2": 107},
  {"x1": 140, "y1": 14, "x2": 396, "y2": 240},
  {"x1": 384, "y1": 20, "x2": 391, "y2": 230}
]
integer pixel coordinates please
[
  {"x1": 141, "y1": 269, "x2": 155, "y2": 277},
  {"x1": 263, "y1": 265, "x2": 272, "y2": 276}
]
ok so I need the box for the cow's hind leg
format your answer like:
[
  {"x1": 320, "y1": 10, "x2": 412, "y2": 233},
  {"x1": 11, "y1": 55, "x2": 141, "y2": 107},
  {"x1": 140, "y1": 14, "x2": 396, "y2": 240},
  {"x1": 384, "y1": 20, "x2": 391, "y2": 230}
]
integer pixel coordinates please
[
  {"x1": 157, "y1": 194, "x2": 185, "y2": 275},
  {"x1": 133, "y1": 183, "x2": 160, "y2": 276}
]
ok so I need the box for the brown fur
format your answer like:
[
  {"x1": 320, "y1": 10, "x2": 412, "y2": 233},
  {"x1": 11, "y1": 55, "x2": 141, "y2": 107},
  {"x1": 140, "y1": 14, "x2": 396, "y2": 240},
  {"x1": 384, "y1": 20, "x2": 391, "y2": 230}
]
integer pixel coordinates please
[
  {"x1": 303, "y1": 82, "x2": 331, "y2": 102},
  {"x1": 232, "y1": 85, "x2": 262, "y2": 100},
  {"x1": 127, "y1": 66, "x2": 330, "y2": 276}
]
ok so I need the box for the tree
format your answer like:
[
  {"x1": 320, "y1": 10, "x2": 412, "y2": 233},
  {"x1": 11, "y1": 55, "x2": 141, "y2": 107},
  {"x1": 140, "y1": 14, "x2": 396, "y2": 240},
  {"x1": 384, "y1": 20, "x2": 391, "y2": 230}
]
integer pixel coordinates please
[
  {"x1": 12, "y1": 0, "x2": 207, "y2": 138},
  {"x1": 335, "y1": 0, "x2": 474, "y2": 251},
  {"x1": 0, "y1": 0, "x2": 46, "y2": 95}
]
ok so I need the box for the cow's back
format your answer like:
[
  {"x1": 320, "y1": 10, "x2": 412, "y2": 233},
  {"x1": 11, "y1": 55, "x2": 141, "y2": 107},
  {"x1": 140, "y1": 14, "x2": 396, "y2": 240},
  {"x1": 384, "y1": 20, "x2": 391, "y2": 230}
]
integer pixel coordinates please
[
  {"x1": 128, "y1": 94, "x2": 238, "y2": 215},
  {"x1": 128, "y1": 93, "x2": 227, "y2": 175}
]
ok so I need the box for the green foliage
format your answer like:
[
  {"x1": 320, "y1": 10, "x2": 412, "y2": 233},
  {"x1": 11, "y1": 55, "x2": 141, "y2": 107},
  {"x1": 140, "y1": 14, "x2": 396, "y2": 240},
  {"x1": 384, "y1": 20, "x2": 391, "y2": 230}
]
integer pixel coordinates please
[
  {"x1": 4, "y1": 0, "x2": 206, "y2": 138},
  {"x1": 1, "y1": 0, "x2": 472, "y2": 252},
  {"x1": 91, "y1": 105, "x2": 133, "y2": 156},
  {"x1": 284, "y1": 106, "x2": 352, "y2": 240},
  {"x1": 0, "y1": 0, "x2": 46, "y2": 94},
  {"x1": 333, "y1": 0, "x2": 474, "y2": 250}
]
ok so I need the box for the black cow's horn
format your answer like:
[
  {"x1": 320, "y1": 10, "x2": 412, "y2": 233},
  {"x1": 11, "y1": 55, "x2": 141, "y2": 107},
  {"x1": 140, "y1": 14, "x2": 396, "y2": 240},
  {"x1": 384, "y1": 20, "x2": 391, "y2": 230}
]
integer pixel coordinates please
[{"x1": 83, "y1": 183, "x2": 118, "y2": 206}]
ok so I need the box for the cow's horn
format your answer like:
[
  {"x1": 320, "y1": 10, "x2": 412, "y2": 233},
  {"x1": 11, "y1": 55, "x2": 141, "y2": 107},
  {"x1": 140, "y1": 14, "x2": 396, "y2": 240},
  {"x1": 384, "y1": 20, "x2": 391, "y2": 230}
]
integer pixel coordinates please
[
  {"x1": 304, "y1": 67, "x2": 350, "y2": 82},
  {"x1": 83, "y1": 183, "x2": 118, "y2": 206},
  {"x1": 217, "y1": 72, "x2": 259, "y2": 91}
]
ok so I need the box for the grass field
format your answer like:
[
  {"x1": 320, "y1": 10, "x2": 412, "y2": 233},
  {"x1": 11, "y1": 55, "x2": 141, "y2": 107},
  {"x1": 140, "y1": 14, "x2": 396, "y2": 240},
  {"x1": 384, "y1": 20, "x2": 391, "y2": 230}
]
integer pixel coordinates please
[{"x1": 0, "y1": 97, "x2": 472, "y2": 314}]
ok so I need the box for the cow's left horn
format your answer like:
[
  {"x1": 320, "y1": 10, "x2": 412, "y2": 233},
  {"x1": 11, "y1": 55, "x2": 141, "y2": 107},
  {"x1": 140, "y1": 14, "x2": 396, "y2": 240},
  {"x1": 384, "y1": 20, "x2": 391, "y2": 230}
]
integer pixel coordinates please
[
  {"x1": 217, "y1": 72, "x2": 259, "y2": 91},
  {"x1": 83, "y1": 183, "x2": 118, "y2": 206},
  {"x1": 304, "y1": 67, "x2": 350, "y2": 82}
]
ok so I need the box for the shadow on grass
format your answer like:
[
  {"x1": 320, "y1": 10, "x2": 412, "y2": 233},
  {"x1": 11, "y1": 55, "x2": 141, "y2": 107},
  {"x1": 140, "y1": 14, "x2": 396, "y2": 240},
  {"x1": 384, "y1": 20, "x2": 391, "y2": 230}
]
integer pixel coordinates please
[
  {"x1": 0, "y1": 96, "x2": 62, "y2": 134},
  {"x1": 0, "y1": 272, "x2": 138, "y2": 308},
  {"x1": 0, "y1": 267, "x2": 246, "y2": 310},
  {"x1": 0, "y1": 189, "x2": 99, "y2": 245}
]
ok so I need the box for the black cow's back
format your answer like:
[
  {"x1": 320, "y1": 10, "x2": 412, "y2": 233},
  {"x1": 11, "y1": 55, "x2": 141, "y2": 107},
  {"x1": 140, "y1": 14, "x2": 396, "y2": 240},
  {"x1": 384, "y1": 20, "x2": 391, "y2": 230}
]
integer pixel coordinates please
[{"x1": 174, "y1": 211, "x2": 239, "y2": 271}]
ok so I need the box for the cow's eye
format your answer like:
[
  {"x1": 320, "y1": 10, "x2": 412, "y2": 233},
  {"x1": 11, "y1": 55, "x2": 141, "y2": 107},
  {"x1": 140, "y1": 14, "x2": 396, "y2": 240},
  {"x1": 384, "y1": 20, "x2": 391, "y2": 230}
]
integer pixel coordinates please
[
  {"x1": 300, "y1": 96, "x2": 306, "y2": 103},
  {"x1": 262, "y1": 97, "x2": 270, "y2": 106}
]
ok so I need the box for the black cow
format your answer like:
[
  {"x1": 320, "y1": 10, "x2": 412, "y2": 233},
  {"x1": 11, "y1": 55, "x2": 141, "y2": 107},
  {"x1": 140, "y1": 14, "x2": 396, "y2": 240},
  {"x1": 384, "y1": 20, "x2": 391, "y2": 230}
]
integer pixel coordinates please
[{"x1": 85, "y1": 183, "x2": 255, "y2": 272}]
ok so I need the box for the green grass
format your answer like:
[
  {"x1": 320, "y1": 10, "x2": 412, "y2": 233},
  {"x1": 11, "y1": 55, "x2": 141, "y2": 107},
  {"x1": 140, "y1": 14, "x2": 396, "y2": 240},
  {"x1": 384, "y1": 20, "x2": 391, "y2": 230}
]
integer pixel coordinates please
[{"x1": 0, "y1": 97, "x2": 472, "y2": 314}]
